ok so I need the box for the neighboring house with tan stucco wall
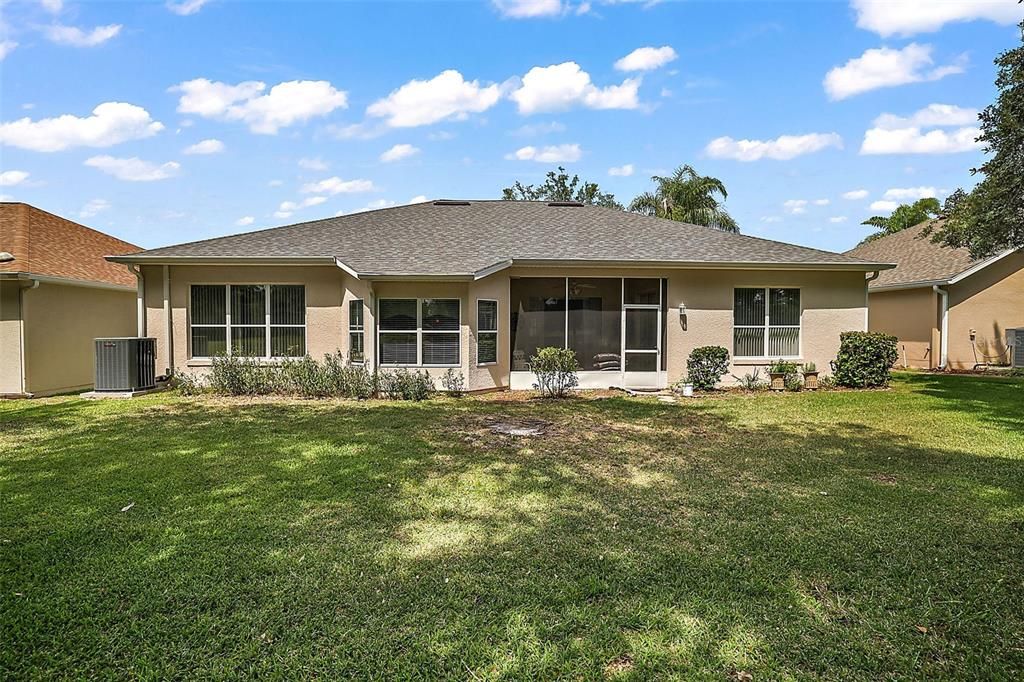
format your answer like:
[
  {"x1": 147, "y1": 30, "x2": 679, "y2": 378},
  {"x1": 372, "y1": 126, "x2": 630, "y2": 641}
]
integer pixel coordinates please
[
  {"x1": 1, "y1": 203, "x2": 140, "y2": 397},
  {"x1": 108, "y1": 200, "x2": 892, "y2": 390},
  {"x1": 847, "y1": 221, "x2": 1024, "y2": 370}
]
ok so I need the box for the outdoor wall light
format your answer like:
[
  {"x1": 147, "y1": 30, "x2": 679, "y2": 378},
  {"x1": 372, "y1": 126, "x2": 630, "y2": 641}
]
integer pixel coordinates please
[{"x1": 678, "y1": 303, "x2": 687, "y2": 317}]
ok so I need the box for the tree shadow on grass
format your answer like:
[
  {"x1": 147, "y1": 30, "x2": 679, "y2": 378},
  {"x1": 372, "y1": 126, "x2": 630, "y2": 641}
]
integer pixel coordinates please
[
  {"x1": 896, "y1": 371, "x2": 1024, "y2": 432},
  {"x1": 1, "y1": 393, "x2": 1023, "y2": 679}
]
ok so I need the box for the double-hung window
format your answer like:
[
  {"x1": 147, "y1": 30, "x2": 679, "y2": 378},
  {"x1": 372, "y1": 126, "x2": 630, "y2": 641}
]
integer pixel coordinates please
[
  {"x1": 349, "y1": 299, "x2": 365, "y2": 364},
  {"x1": 378, "y1": 298, "x2": 460, "y2": 366},
  {"x1": 733, "y1": 287, "x2": 801, "y2": 358},
  {"x1": 477, "y1": 300, "x2": 498, "y2": 365},
  {"x1": 189, "y1": 284, "x2": 306, "y2": 358}
]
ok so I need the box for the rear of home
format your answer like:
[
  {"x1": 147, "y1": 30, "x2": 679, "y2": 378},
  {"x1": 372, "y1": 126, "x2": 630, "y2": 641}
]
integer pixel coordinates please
[
  {"x1": 847, "y1": 222, "x2": 1024, "y2": 370},
  {"x1": 107, "y1": 200, "x2": 892, "y2": 390},
  {"x1": 1, "y1": 203, "x2": 141, "y2": 397}
]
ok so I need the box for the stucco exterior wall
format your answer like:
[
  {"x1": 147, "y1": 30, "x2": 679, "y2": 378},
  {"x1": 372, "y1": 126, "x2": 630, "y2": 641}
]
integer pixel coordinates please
[
  {"x1": 947, "y1": 251, "x2": 1024, "y2": 369},
  {"x1": 867, "y1": 287, "x2": 938, "y2": 369},
  {"x1": 0, "y1": 280, "x2": 24, "y2": 395},
  {"x1": 142, "y1": 264, "x2": 867, "y2": 390},
  {"x1": 18, "y1": 281, "x2": 137, "y2": 395}
]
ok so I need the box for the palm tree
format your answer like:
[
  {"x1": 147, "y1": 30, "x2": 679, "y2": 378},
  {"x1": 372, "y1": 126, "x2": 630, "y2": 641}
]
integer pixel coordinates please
[
  {"x1": 859, "y1": 197, "x2": 940, "y2": 244},
  {"x1": 629, "y1": 165, "x2": 739, "y2": 233}
]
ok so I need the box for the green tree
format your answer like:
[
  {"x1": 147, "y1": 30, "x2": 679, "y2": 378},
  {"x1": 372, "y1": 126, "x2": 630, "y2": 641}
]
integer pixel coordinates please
[
  {"x1": 628, "y1": 165, "x2": 739, "y2": 233},
  {"x1": 930, "y1": 21, "x2": 1024, "y2": 257},
  {"x1": 501, "y1": 167, "x2": 623, "y2": 208},
  {"x1": 859, "y1": 197, "x2": 940, "y2": 244}
]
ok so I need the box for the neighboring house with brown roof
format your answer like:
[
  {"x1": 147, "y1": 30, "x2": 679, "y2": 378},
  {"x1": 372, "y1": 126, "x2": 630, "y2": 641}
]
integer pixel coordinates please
[
  {"x1": 1, "y1": 202, "x2": 140, "y2": 396},
  {"x1": 108, "y1": 200, "x2": 892, "y2": 390},
  {"x1": 846, "y1": 221, "x2": 1024, "y2": 370}
]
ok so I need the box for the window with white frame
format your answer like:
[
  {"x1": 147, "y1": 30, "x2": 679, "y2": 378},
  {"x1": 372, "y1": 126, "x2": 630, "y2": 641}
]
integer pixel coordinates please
[
  {"x1": 349, "y1": 299, "x2": 364, "y2": 364},
  {"x1": 190, "y1": 284, "x2": 305, "y2": 358},
  {"x1": 477, "y1": 299, "x2": 498, "y2": 365},
  {"x1": 733, "y1": 287, "x2": 801, "y2": 358},
  {"x1": 378, "y1": 298, "x2": 460, "y2": 366}
]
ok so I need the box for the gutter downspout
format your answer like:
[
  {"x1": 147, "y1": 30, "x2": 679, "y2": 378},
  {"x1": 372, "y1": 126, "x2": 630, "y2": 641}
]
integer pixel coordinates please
[
  {"x1": 127, "y1": 264, "x2": 146, "y2": 337},
  {"x1": 864, "y1": 271, "x2": 880, "y2": 331},
  {"x1": 163, "y1": 265, "x2": 174, "y2": 377},
  {"x1": 18, "y1": 279, "x2": 40, "y2": 396},
  {"x1": 933, "y1": 284, "x2": 949, "y2": 369}
]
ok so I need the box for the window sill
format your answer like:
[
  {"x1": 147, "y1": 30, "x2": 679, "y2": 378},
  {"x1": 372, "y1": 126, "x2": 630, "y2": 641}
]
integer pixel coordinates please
[
  {"x1": 733, "y1": 358, "x2": 804, "y2": 366},
  {"x1": 186, "y1": 357, "x2": 301, "y2": 367},
  {"x1": 477, "y1": 362, "x2": 498, "y2": 368}
]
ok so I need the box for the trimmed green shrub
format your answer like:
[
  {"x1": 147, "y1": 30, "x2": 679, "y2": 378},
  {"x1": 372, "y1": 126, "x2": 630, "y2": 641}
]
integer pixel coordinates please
[
  {"x1": 441, "y1": 368, "x2": 466, "y2": 397},
  {"x1": 172, "y1": 372, "x2": 208, "y2": 395},
  {"x1": 687, "y1": 346, "x2": 730, "y2": 390},
  {"x1": 530, "y1": 346, "x2": 579, "y2": 398},
  {"x1": 830, "y1": 331, "x2": 899, "y2": 388},
  {"x1": 209, "y1": 355, "x2": 278, "y2": 396},
  {"x1": 379, "y1": 369, "x2": 434, "y2": 401}
]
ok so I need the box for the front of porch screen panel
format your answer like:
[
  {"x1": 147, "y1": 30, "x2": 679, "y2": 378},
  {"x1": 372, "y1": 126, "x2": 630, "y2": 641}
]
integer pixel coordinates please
[{"x1": 510, "y1": 277, "x2": 664, "y2": 372}]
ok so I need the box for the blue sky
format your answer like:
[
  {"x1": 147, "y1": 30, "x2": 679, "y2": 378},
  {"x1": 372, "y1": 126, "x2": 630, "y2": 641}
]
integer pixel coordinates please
[{"x1": 1, "y1": 0, "x2": 1021, "y2": 253}]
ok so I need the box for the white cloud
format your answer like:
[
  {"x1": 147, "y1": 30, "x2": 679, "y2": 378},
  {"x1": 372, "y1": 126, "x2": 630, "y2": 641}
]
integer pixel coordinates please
[
  {"x1": 615, "y1": 46, "x2": 677, "y2": 72},
  {"x1": 608, "y1": 163, "x2": 634, "y2": 176},
  {"x1": 409, "y1": 195, "x2": 429, "y2": 204},
  {"x1": 813, "y1": 198, "x2": 830, "y2": 206},
  {"x1": 883, "y1": 186, "x2": 937, "y2": 200},
  {"x1": 0, "y1": 170, "x2": 29, "y2": 186},
  {"x1": 823, "y1": 43, "x2": 965, "y2": 100},
  {"x1": 298, "y1": 157, "x2": 329, "y2": 171},
  {"x1": 44, "y1": 24, "x2": 122, "y2": 47},
  {"x1": 300, "y1": 176, "x2": 377, "y2": 195},
  {"x1": 0, "y1": 40, "x2": 17, "y2": 61},
  {"x1": 427, "y1": 130, "x2": 456, "y2": 141},
  {"x1": 366, "y1": 70, "x2": 501, "y2": 127},
  {"x1": 236, "y1": 216, "x2": 255, "y2": 226},
  {"x1": 829, "y1": 216, "x2": 848, "y2": 223},
  {"x1": 852, "y1": 0, "x2": 1023, "y2": 37},
  {"x1": 760, "y1": 216, "x2": 782, "y2": 223},
  {"x1": 869, "y1": 200, "x2": 900, "y2": 212},
  {"x1": 380, "y1": 143, "x2": 421, "y2": 162},
  {"x1": 0, "y1": 102, "x2": 164, "y2": 152},
  {"x1": 861, "y1": 104, "x2": 982, "y2": 155},
  {"x1": 492, "y1": 0, "x2": 565, "y2": 18},
  {"x1": 510, "y1": 121, "x2": 566, "y2": 136},
  {"x1": 353, "y1": 199, "x2": 396, "y2": 213},
  {"x1": 506, "y1": 143, "x2": 582, "y2": 163},
  {"x1": 872, "y1": 103, "x2": 978, "y2": 129},
  {"x1": 842, "y1": 189, "x2": 869, "y2": 200},
  {"x1": 172, "y1": 78, "x2": 348, "y2": 134},
  {"x1": 79, "y1": 199, "x2": 111, "y2": 218},
  {"x1": 510, "y1": 62, "x2": 640, "y2": 114},
  {"x1": 274, "y1": 195, "x2": 327, "y2": 218},
  {"x1": 182, "y1": 138, "x2": 224, "y2": 155},
  {"x1": 705, "y1": 132, "x2": 842, "y2": 161},
  {"x1": 267, "y1": 179, "x2": 284, "y2": 187},
  {"x1": 783, "y1": 199, "x2": 808, "y2": 215},
  {"x1": 167, "y1": 0, "x2": 209, "y2": 15},
  {"x1": 40, "y1": 0, "x2": 63, "y2": 12},
  {"x1": 84, "y1": 156, "x2": 180, "y2": 182}
]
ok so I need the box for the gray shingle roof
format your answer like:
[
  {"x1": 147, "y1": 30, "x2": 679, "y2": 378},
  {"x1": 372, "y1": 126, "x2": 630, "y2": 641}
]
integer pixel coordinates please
[
  {"x1": 845, "y1": 220, "x2": 978, "y2": 288},
  {"x1": 112, "y1": 200, "x2": 891, "y2": 276}
]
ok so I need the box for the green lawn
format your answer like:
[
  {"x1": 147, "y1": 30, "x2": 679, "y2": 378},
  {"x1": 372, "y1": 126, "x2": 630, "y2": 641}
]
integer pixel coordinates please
[{"x1": 2, "y1": 373, "x2": 1023, "y2": 679}]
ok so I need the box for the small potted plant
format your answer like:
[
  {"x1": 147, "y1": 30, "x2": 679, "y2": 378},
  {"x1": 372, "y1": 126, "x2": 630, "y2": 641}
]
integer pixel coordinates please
[
  {"x1": 674, "y1": 374, "x2": 694, "y2": 397},
  {"x1": 802, "y1": 361, "x2": 819, "y2": 390},
  {"x1": 767, "y1": 359, "x2": 796, "y2": 391}
]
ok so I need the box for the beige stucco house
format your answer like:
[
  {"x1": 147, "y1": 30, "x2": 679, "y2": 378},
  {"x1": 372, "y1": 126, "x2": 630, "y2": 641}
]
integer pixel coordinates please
[
  {"x1": 1, "y1": 203, "x2": 141, "y2": 397},
  {"x1": 847, "y1": 221, "x2": 1024, "y2": 370},
  {"x1": 107, "y1": 200, "x2": 892, "y2": 390}
]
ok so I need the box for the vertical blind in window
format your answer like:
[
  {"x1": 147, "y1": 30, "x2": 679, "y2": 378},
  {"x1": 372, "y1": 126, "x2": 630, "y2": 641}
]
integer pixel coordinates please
[
  {"x1": 189, "y1": 284, "x2": 305, "y2": 358},
  {"x1": 477, "y1": 300, "x2": 498, "y2": 365},
  {"x1": 378, "y1": 298, "x2": 460, "y2": 366},
  {"x1": 733, "y1": 287, "x2": 800, "y2": 357},
  {"x1": 349, "y1": 299, "x2": 364, "y2": 364}
]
